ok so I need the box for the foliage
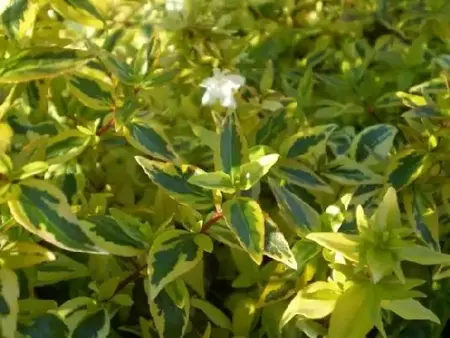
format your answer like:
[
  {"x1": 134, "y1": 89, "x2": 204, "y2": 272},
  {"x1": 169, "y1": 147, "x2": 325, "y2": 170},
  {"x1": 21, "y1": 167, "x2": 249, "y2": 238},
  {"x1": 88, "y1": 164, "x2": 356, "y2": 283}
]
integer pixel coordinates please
[{"x1": 1, "y1": 0, "x2": 450, "y2": 337}]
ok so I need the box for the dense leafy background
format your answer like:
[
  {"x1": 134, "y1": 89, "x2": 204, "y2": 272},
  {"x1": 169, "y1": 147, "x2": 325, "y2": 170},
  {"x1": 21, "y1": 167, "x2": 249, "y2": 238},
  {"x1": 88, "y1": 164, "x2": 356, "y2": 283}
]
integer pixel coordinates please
[{"x1": 1, "y1": 0, "x2": 450, "y2": 337}]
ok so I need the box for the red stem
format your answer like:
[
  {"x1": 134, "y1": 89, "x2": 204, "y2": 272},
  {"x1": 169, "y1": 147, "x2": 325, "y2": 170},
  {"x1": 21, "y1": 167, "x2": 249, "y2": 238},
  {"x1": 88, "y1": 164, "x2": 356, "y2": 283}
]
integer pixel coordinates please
[
  {"x1": 96, "y1": 118, "x2": 115, "y2": 136},
  {"x1": 200, "y1": 211, "x2": 223, "y2": 233}
]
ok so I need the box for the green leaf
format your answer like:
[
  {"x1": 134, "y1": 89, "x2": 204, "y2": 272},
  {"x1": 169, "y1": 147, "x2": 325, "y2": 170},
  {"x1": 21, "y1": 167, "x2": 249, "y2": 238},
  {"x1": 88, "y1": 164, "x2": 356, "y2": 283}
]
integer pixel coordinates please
[
  {"x1": 8, "y1": 179, "x2": 101, "y2": 253},
  {"x1": 44, "y1": 130, "x2": 91, "y2": 165},
  {"x1": 381, "y1": 299, "x2": 440, "y2": 324},
  {"x1": 135, "y1": 157, "x2": 214, "y2": 210},
  {"x1": 125, "y1": 119, "x2": 178, "y2": 162},
  {"x1": 263, "y1": 218, "x2": 297, "y2": 270},
  {"x1": 0, "y1": 240, "x2": 56, "y2": 270},
  {"x1": 329, "y1": 283, "x2": 379, "y2": 338},
  {"x1": 281, "y1": 282, "x2": 340, "y2": 327},
  {"x1": 388, "y1": 149, "x2": 429, "y2": 190},
  {"x1": 306, "y1": 232, "x2": 360, "y2": 262},
  {"x1": 51, "y1": 0, "x2": 104, "y2": 28},
  {"x1": 56, "y1": 297, "x2": 97, "y2": 331},
  {"x1": 0, "y1": 47, "x2": 93, "y2": 83},
  {"x1": 188, "y1": 171, "x2": 235, "y2": 193},
  {"x1": 397, "y1": 244, "x2": 450, "y2": 265},
  {"x1": 280, "y1": 124, "x2": 337, "y2": 159},
  {"x1": 149, "y1": 281, "x2": 190, "y2": 338},
  {"x1": 269, "y1": 180, "x2": 320, "y2": 234},
  {"x1": 275, "y1": 161, "x2": 333, "y2": 194},
  {"x1": 328, "y1": 126, "x2": 355, "y2": 157},
  {"x1": 191, "y1": 298, "x2": 232, "y2": 330},
  {"x1": 18, "y1": 313, "x2": 69, "y2": 337},
  {"x1": 324, "y1": 157, "x2": 384, "y2": 185},
  {"x1": 80, "y1": 215, "x2": 147, "y2": 257},
  {"x1": 147, "y1": 229, "x2": 204, "y2": 301},
  {"x1": 1, "y1": 0, "x2": 39, "y2": 40},
  {"x1": 222, "y1": 198, "x2": 265, "y2": 265},
  {"x1": 72, "y1": 309, "x2": 110, "y2": 338},
  {"x1": 220, "y1": 111, "x2": 245, "y2": 180},
  {"x1": 238, "y1": 154, "x2": 279, "y2": 191},
  {"x1": 35, "y1": 252, "x2": 89, "y2": 286},
  {"x1": 12, "y1": 161, "x2": 48, "y2": 180},
  {"x1": 350, "y1": 124, "x2": 397, "y2": 165},
  {"x1": 0, "y1": 267, "x2": 19, "y2": 338}
]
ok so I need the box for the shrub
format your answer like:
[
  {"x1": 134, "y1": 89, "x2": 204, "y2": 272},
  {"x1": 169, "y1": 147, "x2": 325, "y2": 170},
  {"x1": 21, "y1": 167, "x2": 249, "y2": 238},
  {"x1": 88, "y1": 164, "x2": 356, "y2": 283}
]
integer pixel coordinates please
[{"x1": 1, "y1": 0, "x2": 450, "y2": 337}]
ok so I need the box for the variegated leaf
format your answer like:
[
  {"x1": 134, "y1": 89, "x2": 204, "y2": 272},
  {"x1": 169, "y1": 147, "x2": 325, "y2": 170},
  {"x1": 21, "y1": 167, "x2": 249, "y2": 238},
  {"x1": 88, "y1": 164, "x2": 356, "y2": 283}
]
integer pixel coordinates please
[
  {"x1": 220, "y1": 111, "x2": 246, "y2": 180},
  {"x1": 0, "y1": 267, "x2": 19, "y2": 338},
  {"x1": 80, "y1": 215, "x2": 148, "y2": 257},
  {"x1": 150, "y1": 281, "x2": 190, "y2": 338},
  {"x1": 280, "y1": 124, "x2": 337, "y2": 160},
  {"x1": 324, "y1": 157, "x2": 384, "y2": 185},
  {"x1": 0, "y1": 47, "x2": 93, "y2": 83},
  {"x1": 72, "y1": 309, "x2": 110, "y2": 338},
  {"x1": 18, "y1": 313, "x2": 69, "y2": 337},
  {"x1": 388, "y1": 149, "x2": 430, "y2": 190},
  {"x1": 269, "y1": 179, "x2": 321, "y2": 234},
  {"x1": 135, "y1": 157, "x2": 214, "y2": 210},
  {"x1": 1, "y1": 0, "x2": 39, "y2": 40},
  {"x1": 35, "y1": 252, "x2": 89, "y2": 286},
  {"x1": 350, "y1": 124, "x2": 397, "y2": 166},
  {"x1": 125, "y1": 119, "x2": 178, "y2": 162},
  {"x1": 45, "y1": 130, "x2": 91, "y2": 165},
  {"x1": 275, "y1": 160, "x2": 333, "y2": 194},
  {"x1": 8, "y1": 179, "x2": 102, "y2": 253},
  {"x1": 50, "y1": 0, "x2": 104, "y2": 28},
  {"x1": 147, "y1": 230, "x2": 205, "y2": 301},
  {"x1": 264, "y1": 218, "x2": 297, "y2": 270},
  {"x1": 222, "y1": 198, "x2": 265, "y2": 265}
]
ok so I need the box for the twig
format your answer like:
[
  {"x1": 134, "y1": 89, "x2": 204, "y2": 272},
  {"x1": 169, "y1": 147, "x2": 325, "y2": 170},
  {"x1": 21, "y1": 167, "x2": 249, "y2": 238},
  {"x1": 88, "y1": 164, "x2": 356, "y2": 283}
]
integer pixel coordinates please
[
  {"x1": 96, "y1": 118, "x2": 115, "y2": 136},
  {"x1": 200, "y1": 211, "x2": 223, "y2": 233},
  {"x1": 109, "y1": 264, "x2": 147, "y2": 301}
]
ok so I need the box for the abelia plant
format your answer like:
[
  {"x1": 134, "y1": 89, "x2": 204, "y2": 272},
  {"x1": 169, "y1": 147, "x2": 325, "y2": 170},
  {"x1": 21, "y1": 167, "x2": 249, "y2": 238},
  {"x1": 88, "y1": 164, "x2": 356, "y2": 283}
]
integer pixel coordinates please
[{"x1": 1, "y1": 0, "x2": 450, "y2": 337}]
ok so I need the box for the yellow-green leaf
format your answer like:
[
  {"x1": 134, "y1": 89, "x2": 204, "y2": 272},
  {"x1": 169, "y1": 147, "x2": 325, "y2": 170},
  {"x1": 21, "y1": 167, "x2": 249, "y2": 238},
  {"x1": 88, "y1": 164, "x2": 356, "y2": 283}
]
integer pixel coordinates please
[
  {"x1": 397, "y1": 244, "x2": 450, "y2": 265},
  {"x1": 0, "y1": 47, "x2": 93, "y2": 83},
  {"x1": 238, "y1": 154, "x2": 279, "y2": 191},
  {"x1": 0, "y1": 267, "x2": 19, "y2": 338},
  {"x1": 281, "y1": 282, "x2": 340, "y2": 327},
  {"x1": 329, "y1": 283, "x2": 379, "y2": 338},
  {"x1": 381, "y1": 299, "x2": 440, "y2": 324},
  {"x1": 306, "y1": 232, "x2": 360, "y2": 262},
  {"x1": 222, "y1": 198, "x2": 265, "y2": 265}
]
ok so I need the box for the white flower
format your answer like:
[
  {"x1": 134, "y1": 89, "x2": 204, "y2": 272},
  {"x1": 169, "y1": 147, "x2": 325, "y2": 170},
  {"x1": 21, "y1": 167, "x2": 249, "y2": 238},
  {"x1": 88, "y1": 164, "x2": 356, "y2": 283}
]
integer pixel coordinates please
[
  {"x1": 200, "y1": 69, "x2": 246, "y2": 109},
  {"x1": 166, "y1": 0, "x2": 184, "y2": 12}
]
